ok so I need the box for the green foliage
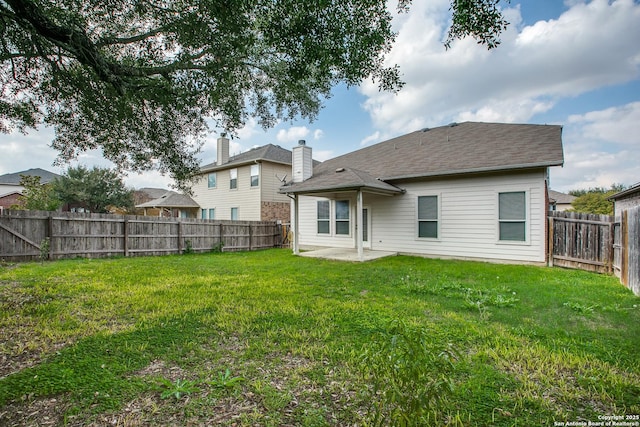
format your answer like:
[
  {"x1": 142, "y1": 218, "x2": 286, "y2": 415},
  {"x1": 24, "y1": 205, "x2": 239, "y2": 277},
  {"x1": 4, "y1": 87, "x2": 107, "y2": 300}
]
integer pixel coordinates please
[
  {"x1": 14, "y1": 175, "x2": 61, "y2": 211},
  {"x1": 38, "y1": 237, "x2": 50, "y2": 263},
  {"x1": 360, "y1": 319, "x2": 459, "y2": 426},
  {"x1": 0, "y1": 0, "x2": 509, "y2": 189},
  {"x1": 569, "y1": 184, "x2": 626, "y2": 215},
  {"x1": 52, "y1": 166, "x2": 134, "y2": 213},
  {"x1": 209, "y1": 368, "x2": 244, "y2": 389},
  {"x1": 158, "y1": 378, "x2": 200, "y2": 400},
  {"x1": 183, "y1": 239, "x2": 193, "y2": 255}
]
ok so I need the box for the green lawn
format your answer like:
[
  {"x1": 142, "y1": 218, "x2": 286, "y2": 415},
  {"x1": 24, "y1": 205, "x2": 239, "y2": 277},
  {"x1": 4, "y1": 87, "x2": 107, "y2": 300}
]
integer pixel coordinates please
[{"x1": 0, "y1": 249, "x2": 638, "y2": 426}]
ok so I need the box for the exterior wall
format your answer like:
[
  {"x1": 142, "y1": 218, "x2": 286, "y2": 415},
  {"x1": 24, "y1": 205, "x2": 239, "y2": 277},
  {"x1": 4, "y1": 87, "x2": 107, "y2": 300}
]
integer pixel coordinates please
[
  {"x1": 297, "y1": 170, "x2": 549, "y2": 263},
  {"x1": 261, "y1": 201, "x2": 290, "y2": 222},
  {"x1": 613, "y1": 193, "x2": 640, "y2": 218},
  {"x1": 191, "y1": 162, "x2": 291, "y2": 221},
  {"x1": 0, "y1": 192, "x2": 22, "y2": 209}
]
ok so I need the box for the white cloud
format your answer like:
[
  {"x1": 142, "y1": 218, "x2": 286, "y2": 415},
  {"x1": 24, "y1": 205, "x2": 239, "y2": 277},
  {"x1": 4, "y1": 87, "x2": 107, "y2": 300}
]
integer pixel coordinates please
[
  {"x1": 360, "y1": 131, "x2": 381, "y2": 147},
  {"x1": 550, "y1": 102, "x2": 640, "y2": 191},
  {"x1": 361, "y1": 0, "x2": 640, "y2": 132},
  {"x1": 312, "y1": 149, "x2": 334, "y2": 162},
  {"x1": 313, "y1": 129, "x2": 324, "y2": 140},
  {"x1": 276, "y1": 126, "x2": 310, "y2": 143}
]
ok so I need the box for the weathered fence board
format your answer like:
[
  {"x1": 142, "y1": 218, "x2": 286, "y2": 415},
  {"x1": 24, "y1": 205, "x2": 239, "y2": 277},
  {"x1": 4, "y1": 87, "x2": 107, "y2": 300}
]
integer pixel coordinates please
[
  {"x1": 617, "y1": 206, "x2": 640, "y2": 296},
  {"x1": 548, "y1": 211, "x2": 615, "y2": 274},
  {"x1": 0, "y1": 210, "x2": 283, "y2": 261}
]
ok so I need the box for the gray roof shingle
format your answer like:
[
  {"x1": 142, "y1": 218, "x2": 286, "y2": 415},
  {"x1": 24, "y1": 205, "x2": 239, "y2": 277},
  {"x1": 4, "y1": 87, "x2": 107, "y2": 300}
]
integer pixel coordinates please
[
  {"x1": 136, "y1": 191, "x2": 199, "y2": 208},
  {"x1": 200, "y1": 144, "x2": 292, "y2": 172},
  {"x1": 282, "y1": 122, "x2": 563, "y2": 194},
  {"x1": 0, "y1": 168, "x2": 61, "y2": 185}
]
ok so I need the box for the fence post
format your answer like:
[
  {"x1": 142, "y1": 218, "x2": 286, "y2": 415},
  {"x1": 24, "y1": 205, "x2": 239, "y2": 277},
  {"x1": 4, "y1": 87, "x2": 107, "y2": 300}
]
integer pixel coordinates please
[
  {"x1": 47, "y1": 212, "x2": 54, "y2": 260},
  {"x1": 123, "y1": 218, "x2": 129, "y2": 257},
  {"x1": 621, "y1": 210, "x2": 629, "y2": 287},
  {"x1": 249, "y1": 223, "x2": 253, "y2": 251},
  {"x1": 219, "y1": 223, "x2": 224, "y2": 250},
  {"x1": 547, "y1": 216, "x2": 554, "y2": 267},
  {"x1": 177, "y1": 220, "x2": 183, "y2": 254}
]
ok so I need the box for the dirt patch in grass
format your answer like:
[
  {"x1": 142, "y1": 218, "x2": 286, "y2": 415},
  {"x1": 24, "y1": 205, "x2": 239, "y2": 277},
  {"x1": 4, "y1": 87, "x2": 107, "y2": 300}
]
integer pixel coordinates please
[{"x1": 0, "y1": 395, "x2": 73, "y2": 427}]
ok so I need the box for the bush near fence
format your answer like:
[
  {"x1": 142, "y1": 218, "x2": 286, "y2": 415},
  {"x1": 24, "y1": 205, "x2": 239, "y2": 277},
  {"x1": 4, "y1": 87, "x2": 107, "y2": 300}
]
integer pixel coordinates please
[{"x1": 0, "y1": 210, "x2": 285, "y2": 262}]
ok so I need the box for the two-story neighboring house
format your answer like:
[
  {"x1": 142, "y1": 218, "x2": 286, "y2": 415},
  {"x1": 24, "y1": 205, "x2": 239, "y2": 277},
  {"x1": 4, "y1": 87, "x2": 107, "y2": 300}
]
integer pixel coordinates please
[{"x1": 191, "y1": 137, "x2": 294, "y2": 222}]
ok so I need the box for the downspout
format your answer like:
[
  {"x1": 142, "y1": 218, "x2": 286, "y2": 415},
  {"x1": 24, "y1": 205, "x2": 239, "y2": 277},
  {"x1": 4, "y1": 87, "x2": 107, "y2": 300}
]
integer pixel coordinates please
[{"x1": 285, "y1": 193, "x2": 299, "y2": 255}]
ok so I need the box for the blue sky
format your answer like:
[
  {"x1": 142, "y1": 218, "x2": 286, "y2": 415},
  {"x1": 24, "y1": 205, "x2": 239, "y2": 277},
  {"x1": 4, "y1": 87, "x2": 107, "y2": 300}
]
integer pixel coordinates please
[{"x1": 1, "y1": 0, "x2": 639, "y2": 193}]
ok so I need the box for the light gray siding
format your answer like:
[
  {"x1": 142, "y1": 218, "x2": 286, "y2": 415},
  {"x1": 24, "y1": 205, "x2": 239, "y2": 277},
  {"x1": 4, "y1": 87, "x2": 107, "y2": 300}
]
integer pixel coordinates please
[{"x1": 297, "y1": 170, "x2": 549, "y2": 263}]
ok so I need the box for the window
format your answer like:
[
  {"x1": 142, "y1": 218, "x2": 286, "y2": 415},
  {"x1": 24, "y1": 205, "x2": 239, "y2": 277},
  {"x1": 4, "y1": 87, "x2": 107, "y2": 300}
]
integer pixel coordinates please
[
  {"x1": 418, "y1": 196, "x2": 438, "y2": 238},
  {"x1": 201, "y1": 209, "x2": 207, "y2": 219},
  {"x1": 209, "y1": 208, "x2": 215, "y2": 220},
  {"x1": 335, "y1": 200, "x2": 350, "y2": 235},
  {"x1": 317, "y1": 200, "x2": 330, "y2": 234},
  {"x1": 208, "y1": 173, "x2": 217, "y2": 188},
  {"x1": 230, "y1": 168, "x2": 237, "y2": 189},
  {"x1": 231, "y1": 207, "x2": 238, "y2": 220},
  {"x1": 250, "y1": 164, "x2": 259, "y2": 187},
  {"x1": 499, "y1": 191, "x2": 526, "y2": 241}
]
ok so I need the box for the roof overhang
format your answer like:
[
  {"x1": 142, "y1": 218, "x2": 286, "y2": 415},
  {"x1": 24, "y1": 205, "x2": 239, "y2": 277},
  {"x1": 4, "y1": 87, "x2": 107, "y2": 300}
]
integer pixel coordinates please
[{"x1": 381, "y1": 162, "x2": 563, "y2": 182}]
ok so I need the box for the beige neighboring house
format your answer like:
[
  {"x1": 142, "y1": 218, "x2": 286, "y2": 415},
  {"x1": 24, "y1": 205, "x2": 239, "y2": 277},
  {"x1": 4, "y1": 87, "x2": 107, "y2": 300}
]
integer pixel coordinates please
[
  {"x1": 191, "y1": 137, "x2": 297, "y2": 222},
  {"x1": 281, "y1": 122, "x2": 564, "y2": 264},
  {"x1": 135, "y1": 189, "x2": 200, "y2": 218},
  {"x1": 548, "y1": 190, "x2": 576, "y2": 212},
  {"x1": 0, "y1": 168, "x2": 61, "y2": 211}
]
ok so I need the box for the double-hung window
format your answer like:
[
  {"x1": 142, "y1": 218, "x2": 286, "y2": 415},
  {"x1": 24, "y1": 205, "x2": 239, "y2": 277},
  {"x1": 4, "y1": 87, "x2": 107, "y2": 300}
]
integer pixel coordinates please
[
  {"x1": 209, "y1": 208, "x2": 215, "y2": 220},
  {"x1": 231, "y1": 207, "x2": 239, "y2": 220},
  {"x1": 417, "y1": 195, "x2": 438, "y2": 238},
  {"x1": 250, "y1": 164, "x2": 259, "y2": 187},
  {"x1": 317, "y1": 200, "x2": 330, "y2": 234},
  {"x1": 201, "y1": 209, "x2": 207, "y2": 219},
  {"x1": 229, "y1": 168, "x2": 237, "y2": 189},
  {"x1": 335, "y1": 200, "x2": 350, "y2": 235},
  {"x1": 208, "y1": 173, "x2": 217, "y2": 188},
  {"x1": 498, "y1": 191, "x2": 526, "y2": 241}
]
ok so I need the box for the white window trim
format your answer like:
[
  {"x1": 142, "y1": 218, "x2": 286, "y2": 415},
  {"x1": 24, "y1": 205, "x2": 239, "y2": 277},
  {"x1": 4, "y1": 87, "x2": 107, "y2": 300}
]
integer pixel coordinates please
[
  {"x1": 316, "y1": 199, "x2": 331, "y2": 235},
  {"x1": 415, "y1": 193, "x2": 440, "y2": 240},
  {"x1": 496, "y1": 190, "x2": 531, "y2": 245},
  {"x1": 250, "y1": 164, "x2": 260, "y2": 188},
  {"x1": 334, "y1": 199, "x2": 351, "y2": 237},
  {"x1": 229, "y1": 168, "x2": 238, "y2": 190},
  {"x1": 207, "y1": 172, "x2": 217, "y2": 189}
]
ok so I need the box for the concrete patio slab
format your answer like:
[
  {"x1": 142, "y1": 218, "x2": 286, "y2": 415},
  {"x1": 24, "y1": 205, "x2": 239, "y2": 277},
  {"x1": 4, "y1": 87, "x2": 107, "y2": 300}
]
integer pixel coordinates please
[{"x1": 298, "y1": 248, "x2": 397, "y2": 262}]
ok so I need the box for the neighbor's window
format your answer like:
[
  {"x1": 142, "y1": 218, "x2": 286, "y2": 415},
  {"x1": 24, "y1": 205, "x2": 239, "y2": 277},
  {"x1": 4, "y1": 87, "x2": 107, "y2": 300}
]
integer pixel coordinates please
[
  {"x1": 335, "y1": 200, "x2": 350, "y2": 235},
  {"x1": 317, "y1": 200, "x2": 330, "y2": 234},
  {"x1": 250, "y1": 164, "x2": 259, "y2": 187},
  {"x1": 499, "y1": 191, "x2": 526, "y2": 241},
  {"x1": 231, "y1": 207, "x2": 239, "y2": 220},
  {"x1": 201, "y1": 209, "x2": 207, "y2": 219},
  {"x1": 209, "y1": 208, "x2": 215, "y2": 220},
  {"x1": 230, "y1": 168, "x2": 237, "y2": 189},
  {"x1": 208, "y1": 173, "x2": 217, "y2": 188},
  {"x1": 418, "y1": 195, "x2": 438, "y2": 238}
]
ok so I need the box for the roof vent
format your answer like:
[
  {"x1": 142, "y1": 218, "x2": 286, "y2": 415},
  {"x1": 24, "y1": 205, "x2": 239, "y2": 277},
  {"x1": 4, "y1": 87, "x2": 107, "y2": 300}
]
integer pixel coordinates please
[
  {"x1": 421, "y1": 127, "x2": 430, "y2": 132},
  {"x1": 335, "y1": 167, "x2": 345, "y2": 173},
  {"x1": 448, "y1": 122, "x2": 458, "y2": 127},
  {"x1": 298, "y1": 140, "x2": 306, "y2": 146}
]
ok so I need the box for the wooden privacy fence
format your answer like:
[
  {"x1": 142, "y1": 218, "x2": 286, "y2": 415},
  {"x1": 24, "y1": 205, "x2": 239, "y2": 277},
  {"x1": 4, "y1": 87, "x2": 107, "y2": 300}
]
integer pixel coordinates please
[
  {"x1": 548, "y1": 211, "x2": 615, "y2": 274},
  {"x1": 614, "y1": 205, "x2": 639, "y2": 296},
  {"x1": 0, "y1": 210, "x2": 284, "y2": 262},
  {"x1": 549, "y1": 210, "x2": 639, "y2": 296}
]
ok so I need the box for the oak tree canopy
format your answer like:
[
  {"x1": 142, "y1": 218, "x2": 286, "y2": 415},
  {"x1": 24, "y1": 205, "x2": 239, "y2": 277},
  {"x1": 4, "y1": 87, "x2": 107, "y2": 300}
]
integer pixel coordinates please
[{"x1": 0, "y1": 0, "x2": 508, "y2": 189}]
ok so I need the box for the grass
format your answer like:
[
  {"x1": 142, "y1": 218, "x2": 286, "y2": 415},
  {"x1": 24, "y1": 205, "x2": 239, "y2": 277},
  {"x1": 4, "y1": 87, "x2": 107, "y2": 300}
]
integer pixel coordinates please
[{"x1": 0, "y1": 249, "x2": 638, "y2": 426}]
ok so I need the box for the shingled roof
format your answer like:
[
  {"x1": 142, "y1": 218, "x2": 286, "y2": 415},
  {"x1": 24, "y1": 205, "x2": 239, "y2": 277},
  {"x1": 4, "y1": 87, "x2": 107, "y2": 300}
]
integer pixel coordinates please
[
  {"x1": 0, "y1": 168, "x2": 61, "y2": 185},
  {"x1": 282, "y1": 122, "x2": 563, "y2": 194},
  {"x1": 200, "y1": 144, "x2": 292, "y2": 172}
]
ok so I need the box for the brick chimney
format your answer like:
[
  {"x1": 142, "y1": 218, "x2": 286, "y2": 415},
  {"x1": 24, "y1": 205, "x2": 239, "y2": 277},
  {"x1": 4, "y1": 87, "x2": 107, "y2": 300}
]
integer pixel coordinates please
[
  {"x1": 217, "y1": 136, "x2": 230, "y2": 165},
  {"x1": 292, "y1": 140, "x2": 312, "y2": 183}
]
